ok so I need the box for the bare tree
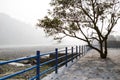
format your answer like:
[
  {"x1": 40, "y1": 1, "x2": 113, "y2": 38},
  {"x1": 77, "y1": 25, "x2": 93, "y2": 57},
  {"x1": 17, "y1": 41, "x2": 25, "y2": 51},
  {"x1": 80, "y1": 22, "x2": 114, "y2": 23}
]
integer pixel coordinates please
[{"x1": 37, "y1": 0, "x2": 120, "y2": 59}]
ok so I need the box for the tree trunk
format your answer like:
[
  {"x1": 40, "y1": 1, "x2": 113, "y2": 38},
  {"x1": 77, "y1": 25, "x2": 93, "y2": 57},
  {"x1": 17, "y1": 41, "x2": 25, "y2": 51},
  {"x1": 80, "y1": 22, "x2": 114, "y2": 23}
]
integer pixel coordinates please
[
  {"x1": 104, "y1": 39, "x2": 108, "y2": 56},
  {"x1": 100, "y1": 52, "x2": 107, "y2": 59},
  {"x1": 100, "y1": 39, "x2": 108, "y2": 59}
]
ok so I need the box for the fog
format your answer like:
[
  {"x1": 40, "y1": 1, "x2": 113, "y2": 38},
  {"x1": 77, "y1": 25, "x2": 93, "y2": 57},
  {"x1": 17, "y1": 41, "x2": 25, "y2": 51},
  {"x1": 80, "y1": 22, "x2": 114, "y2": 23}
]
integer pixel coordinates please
[
  {"x1": 0, "y1": 13, "x2": 57, "y2": 47},
  {"x1": 0, "y1": 0, "x2": 119, "y2": 48},
  {"x1": 0, "y1": 13, "x2": 84, "y2": 48}
]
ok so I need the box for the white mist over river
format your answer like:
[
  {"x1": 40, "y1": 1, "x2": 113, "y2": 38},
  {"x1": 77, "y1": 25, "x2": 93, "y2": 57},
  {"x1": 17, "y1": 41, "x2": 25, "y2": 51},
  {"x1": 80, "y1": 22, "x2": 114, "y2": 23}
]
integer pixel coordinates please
[{"x1": 0, "y1": 45, "x2": 66, "y2": 60}]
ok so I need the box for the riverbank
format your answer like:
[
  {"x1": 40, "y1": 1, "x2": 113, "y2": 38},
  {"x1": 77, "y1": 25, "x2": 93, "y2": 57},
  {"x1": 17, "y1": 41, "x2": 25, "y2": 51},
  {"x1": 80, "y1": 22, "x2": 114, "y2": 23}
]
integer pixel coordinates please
[{"x1": 0, "y1": 45, "x2": 66, "y2": 60}]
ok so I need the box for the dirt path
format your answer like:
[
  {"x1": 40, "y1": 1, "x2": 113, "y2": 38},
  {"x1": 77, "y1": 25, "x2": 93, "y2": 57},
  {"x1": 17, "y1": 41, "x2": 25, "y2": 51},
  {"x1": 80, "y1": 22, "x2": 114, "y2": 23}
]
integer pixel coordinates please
[{"x1": 54, "y1": 49, "x2": 120, "y2": 80}]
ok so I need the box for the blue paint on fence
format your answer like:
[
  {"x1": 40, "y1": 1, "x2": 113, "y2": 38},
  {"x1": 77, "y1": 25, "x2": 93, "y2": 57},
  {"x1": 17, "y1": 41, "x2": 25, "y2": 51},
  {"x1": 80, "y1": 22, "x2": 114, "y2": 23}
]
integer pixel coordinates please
[
  {"x1": 55, "y1": 48, "x2": 58, "y2": 74},
  {"x1": 36, "y1": 51, "x2": 40, "y2": 80},
  {"x1": 0, "y1": 45, "x2": 90, "y2": 80}
]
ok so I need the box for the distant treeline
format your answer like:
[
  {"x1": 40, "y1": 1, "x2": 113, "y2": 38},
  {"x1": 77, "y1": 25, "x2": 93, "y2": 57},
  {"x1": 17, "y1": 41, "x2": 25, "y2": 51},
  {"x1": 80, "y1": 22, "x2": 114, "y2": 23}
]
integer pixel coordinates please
[
  {"x1": 102, "y1": 35, "x2": 120, "y2": 48},
  {"x1": 107, "y1": 41, "x2": 120, "y2": 48}
]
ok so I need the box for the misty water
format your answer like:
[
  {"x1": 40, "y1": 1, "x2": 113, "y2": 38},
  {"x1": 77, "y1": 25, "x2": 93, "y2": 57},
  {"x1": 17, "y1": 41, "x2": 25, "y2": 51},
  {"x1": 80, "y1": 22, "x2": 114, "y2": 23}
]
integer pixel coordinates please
[{"x1": 0, "y1": 45, "x2": 66, "y2": 60}]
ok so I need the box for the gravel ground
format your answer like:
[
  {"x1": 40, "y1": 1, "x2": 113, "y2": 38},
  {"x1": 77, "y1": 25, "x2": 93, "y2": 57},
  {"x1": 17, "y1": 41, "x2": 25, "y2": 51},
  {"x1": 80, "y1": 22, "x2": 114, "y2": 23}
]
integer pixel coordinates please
[{"x1": 54, "y1": 49, "x2": 120, "y2": 80}]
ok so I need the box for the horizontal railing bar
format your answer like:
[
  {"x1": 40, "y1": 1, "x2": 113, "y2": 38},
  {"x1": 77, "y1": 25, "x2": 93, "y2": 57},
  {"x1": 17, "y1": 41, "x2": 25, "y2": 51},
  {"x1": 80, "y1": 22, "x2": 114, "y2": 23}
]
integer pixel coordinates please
[
  {"x1": 73, "y1": 54, "x2": 80, "y2": 58},
  {"x1": 29, "y1": 75, "x2": 37, "y2": 80},
  {"x1": 66, "y1": 54, "x2": 80, "y2": 63},
  {"x1": 67, "y1": 48, "x2": 73, "y2": 51},
  {"x1": 67, "y1": 53, "x2": 73, "y2": 56},
  {"x1": 40, "y1": 66, "x2": 56, "y2": 76},
  {"x1": 40, "y1": 53, "x2": 74, "y2": 67},
  {"x1": 40, "y1": 51, "x2": 55, "y2": 56},
  {"x1": 40, "y1": 58, "x2": 56, "y2": 66},
  {"x1": 58, "y1": 49, "x2": 65, "y2": 53},
  {"x1": 0, "y1": 45, "x2": 89, "y2": 80},
  {"x1": 58, "y1": 47, "x2": 75, "y2": 53},
  {"x1": 72, "y1": 55, "x2": 77, "y2": 59},
  {"x1": 57, "y1": 55, "x2": 66, "y2": 59},
  {"x1": 67, "y1": 57, "x2": 73, "y2": 62},
  {"x1": 0, "y1": 56, "x2": 36, "y2": 65},
  {"x1": 0, "y1": 65, "x2": 37, "y2": 80},
  {"x1": 58, "y1": 60, "x2": 66, "y2": 67},
  {"x1": 58, "y1": 54, "x2": 79, "y2": 67}
]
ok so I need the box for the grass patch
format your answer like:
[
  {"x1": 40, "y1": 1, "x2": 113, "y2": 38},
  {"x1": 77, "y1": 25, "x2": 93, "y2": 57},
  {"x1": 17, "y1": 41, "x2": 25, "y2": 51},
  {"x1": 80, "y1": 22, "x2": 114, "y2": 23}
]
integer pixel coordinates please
[
  {"x1": 0, "y1": 53, "x2": 75, "y2": 79},
  {"x1": 0, "y1": 64, "x2": 52, "y2": 80}
]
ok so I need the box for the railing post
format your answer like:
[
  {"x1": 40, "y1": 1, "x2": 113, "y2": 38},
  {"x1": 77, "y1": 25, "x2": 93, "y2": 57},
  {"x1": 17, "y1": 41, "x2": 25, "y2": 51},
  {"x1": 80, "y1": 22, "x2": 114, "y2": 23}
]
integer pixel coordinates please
[
  {"x1": 65, "y1": 47, "x2": 68, "y2": 67},
  {"x1": 79, "y1": 46, "x2": 81, "y2": 57},
  {"x1": 36, "y1": 51, "x2": 40, "y2": 80},
  {"x1": 82, "y1": 45, "x2": 83, "y2": 56},
  {"x1": 84, "y1": 45, "x2": 86, "y2": 54},
  {"x1": 71, "y1": 47, "x2": 73, "y2": 62},
  {"x1": 76, "y1": 46, "x2": 78, "y2": 59},
  {"x1": 83, "y1": 45, "x2": 85, "y2": 55},
  {"x1": 55, "y1": 48, "x2": 58, "y2": 74},
  {"x1": 84, "y1": 45, "x2": 85, "y2": 55},
  {"x1": 85, "y1": 46, "x2": 86, "y2": 54},
  {"x1": 86, "y1": 45, "x2": 88, "y2": 52}
]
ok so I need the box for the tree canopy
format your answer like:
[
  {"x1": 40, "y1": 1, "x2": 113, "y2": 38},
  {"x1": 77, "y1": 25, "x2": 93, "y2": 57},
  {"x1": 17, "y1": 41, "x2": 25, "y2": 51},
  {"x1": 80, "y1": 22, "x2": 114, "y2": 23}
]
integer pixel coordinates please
[{"x1": 37, "y1": 0, "x2": 120, "y2": 58}]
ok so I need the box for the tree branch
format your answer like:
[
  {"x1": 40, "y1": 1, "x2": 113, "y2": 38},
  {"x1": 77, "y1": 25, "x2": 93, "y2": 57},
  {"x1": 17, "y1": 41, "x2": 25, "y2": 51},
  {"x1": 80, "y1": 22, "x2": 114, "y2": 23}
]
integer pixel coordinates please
[
  {"x1": 62, "y1": 30, "x2": 87, "y2": 42},
  {"x1": 105, "y1": 15, "x2": 120, "y2": 39}
]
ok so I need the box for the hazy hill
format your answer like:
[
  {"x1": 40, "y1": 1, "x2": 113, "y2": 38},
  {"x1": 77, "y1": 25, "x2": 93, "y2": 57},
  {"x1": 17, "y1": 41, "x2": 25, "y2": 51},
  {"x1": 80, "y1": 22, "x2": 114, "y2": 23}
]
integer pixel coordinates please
[
  {"x1": 0, "y1": 13, "x2": 54, "y2": 47},
  {"x1": 0, "y1": 13, "x2": 107, "y2": 47}
]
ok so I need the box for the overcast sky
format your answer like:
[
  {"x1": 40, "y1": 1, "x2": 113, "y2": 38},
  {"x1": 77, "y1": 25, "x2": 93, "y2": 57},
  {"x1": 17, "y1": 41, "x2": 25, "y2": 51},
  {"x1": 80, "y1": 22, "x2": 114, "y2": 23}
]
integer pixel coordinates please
[
  {"x1": 0, "y1": 0, "x2": 51, "y2": 25},
  {"x1": 2, "y1": 0, "x2": 120, "y2": 32},
  {"x1": 0, "y1": 0, "x2": 120, "y2": 30},
  {"x1": 0, "y1": 0, "x2": 86, "y2": 47},
  {"x1": 0, "y1": 0, "x2": 119, "y2": 47}
]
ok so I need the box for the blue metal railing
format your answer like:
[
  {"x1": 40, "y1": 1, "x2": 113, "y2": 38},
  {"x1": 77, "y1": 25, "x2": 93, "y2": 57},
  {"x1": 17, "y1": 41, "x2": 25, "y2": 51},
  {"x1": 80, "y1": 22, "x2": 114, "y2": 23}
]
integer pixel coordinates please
[{"x1": 0, "y1": 45, "x2": 91, "y2": 80}]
